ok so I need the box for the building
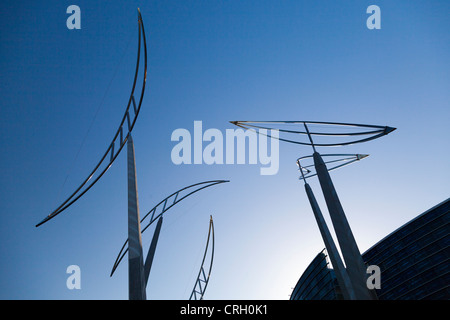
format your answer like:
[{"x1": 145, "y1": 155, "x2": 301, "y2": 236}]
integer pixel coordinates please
[{"x1": 290, "y1": 198, "x2": 450, "y2": 300}]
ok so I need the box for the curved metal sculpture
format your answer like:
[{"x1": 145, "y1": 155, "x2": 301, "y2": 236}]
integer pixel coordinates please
[
  {"x1": 190, "y1": 215, "x2": 215, "y2": 300},
  {"x1": 110, "y1": 180, "x2": 228, "y2": 277},
  {"x1": 230, "y1": 121, "x2": 396, "y2": 147},
  {"x1": 36, "y1": 10, "x2": 148, "y2": 227},
  {"x1": 296, "y1": 154, "x2": 369, "y2": 180},
  {"x1": 231, "y1": 120, "x2": 392, "y2": 299}
]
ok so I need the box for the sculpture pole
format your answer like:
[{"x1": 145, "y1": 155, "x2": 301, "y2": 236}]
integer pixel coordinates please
[
  {"x1": 313, "y1": 151, "x2": 375, "y2": 299},
  {"x1": 300, "y1": 167, "x2": 356, "y2": 300},
  {"x1": 127, "y1": 134, "x2": 146, "y2": 300}
]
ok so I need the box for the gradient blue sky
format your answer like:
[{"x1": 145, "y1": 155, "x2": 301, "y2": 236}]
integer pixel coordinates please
[{"x1": 0, "y1": 1, "x2": 449, "y2": 299}]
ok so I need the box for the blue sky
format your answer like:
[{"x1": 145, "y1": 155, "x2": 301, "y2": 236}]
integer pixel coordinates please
[{"x1": 0, "y1": 0, "x2": 449, "y2": 299}]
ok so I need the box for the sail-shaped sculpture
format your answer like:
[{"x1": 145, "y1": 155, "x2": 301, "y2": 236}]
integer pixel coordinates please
[
  {"x1": 36, "y1": 10, "x2": 148, "y2": 227},
  {"x1": 190, "y1": 216, "x2": 215, "y2": 300},
  {"x1": 110, "y1": 180, "x2": 228, "y2": 277},
  {"x1": 230, "y1": 121, "x2": 395, "y2": 147},
  {"x1": 230, "y1": 120, "x2": 395, "y2": 300},
  {"x1": 296, "y1": 154, "x2": 369, "y2": 180}
]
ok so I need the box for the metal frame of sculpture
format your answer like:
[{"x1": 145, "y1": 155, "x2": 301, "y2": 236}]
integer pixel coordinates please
[
  {"x1": 230, "y1": 120, "x2": 395, "y2": 147},
  {"x1": 296, "y1": 153, "x2": 370, "y2": 300},
  {"x1": 231, "y1": 120, "x2": 396, "y2": 300},
  {"x1": 189, "y1": 215, "x2": 215, "y2": 300},
  {"x1": 296, "y1": 154, "x2": 369, "y2": 180},
  {"x1": 34, "y1": 10, "x2": 227, "y2": 300},
  {"x1": 36, "y1": 9, "x2": 148, "y2": 228},
  {"x1": 110, "y1": 180, "x2": 228, "y2": 277}
]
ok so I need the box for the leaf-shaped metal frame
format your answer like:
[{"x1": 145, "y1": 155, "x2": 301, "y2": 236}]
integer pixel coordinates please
[
  {"x1": 36, "y1": 10, "x2": 148, "y2": 227},
  {"x1": 110, "y1": 180, "x2": 229, "y2": 277},
  {"x1": 190, "y1": 215, "x2": 215, "y2": 300},
  {"x1": 230, "y1": 121, "x2": 396, "y2": 147},
  {"x1": 296, "y1": 154, "x2": 369, "y2": 180}
]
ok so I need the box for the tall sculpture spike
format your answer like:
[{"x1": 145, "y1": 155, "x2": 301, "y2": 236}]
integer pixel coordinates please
[{"x1": 127, "y1": 134, "x2": 146, "y2": 300}]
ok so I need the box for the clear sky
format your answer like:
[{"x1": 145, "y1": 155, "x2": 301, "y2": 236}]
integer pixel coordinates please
[{"x1": 0, "y1": 0, "x2": 449, "y2": 300}]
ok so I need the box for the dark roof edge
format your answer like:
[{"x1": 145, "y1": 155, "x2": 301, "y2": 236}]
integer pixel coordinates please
[{"x1": 362, "y1": 197, "x2": 450, "y2": 256}]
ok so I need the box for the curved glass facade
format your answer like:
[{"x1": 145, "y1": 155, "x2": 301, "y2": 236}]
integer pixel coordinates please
[
  {"x1": 291, "y1": 198, "x2": 450, "y2": 300},
  {"x1": 290, "y1": 249, "x2": 343, "y2": 300}
]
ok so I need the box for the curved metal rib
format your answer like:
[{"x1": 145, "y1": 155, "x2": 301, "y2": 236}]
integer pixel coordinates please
[
  {"x1": 190, "y1": 215, "x2": 215, "y2": 300},
  {"x1": 110, "y1": 180, "x2": 229, "y2": 277},
  {"x1": 36, "y1": 10, "x2": 148, "y2": 227},
  {"x1": 296, "y1": 154, "x2": 369, "y2": 180},
  {"x1": 230, "y1": 121, "x2": 396, "y2": 147}
]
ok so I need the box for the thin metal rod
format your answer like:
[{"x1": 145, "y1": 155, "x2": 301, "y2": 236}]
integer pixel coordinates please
[
  {"x1": 144, "y1": 216, "x2": 163, "y2": 287},
  {"x1": 303, "y1": 122, "x2": 316, "y2": 152}
]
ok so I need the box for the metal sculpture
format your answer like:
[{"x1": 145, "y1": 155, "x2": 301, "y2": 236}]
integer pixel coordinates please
[
  {"x1": 189, "y1": 215, "x2": 215, "y2": 300},
  {"x1": 230, "y1": 120, "x2": 396, "y2": 300},
  {"x1": 110, "y1": 180, "x2": 228, "y2": 277},
  {"x1": 36, "y1": 9, "x2": 148, "y2": 228},
  {"x1": 299, "y1": 176, "x2": 355, "y2": 300},
  {"x1": 296, "y1": 154, "x2": 368, "y2": 300},
  {"x1": 34, "y1": 9, "x2": 153, "y2": 300},
  {"x1": 230, "y1": 120, "x2": 395, "y2": 147},
  {"x1": 34, "y1": 9, "x2": 227, "y2": 300},
  {"x1": 296, "y1": 154, "x2": 369, "y2": 180},
  {"x1": 127, "y1": 134, "x2": 146, "y2": 299}
]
